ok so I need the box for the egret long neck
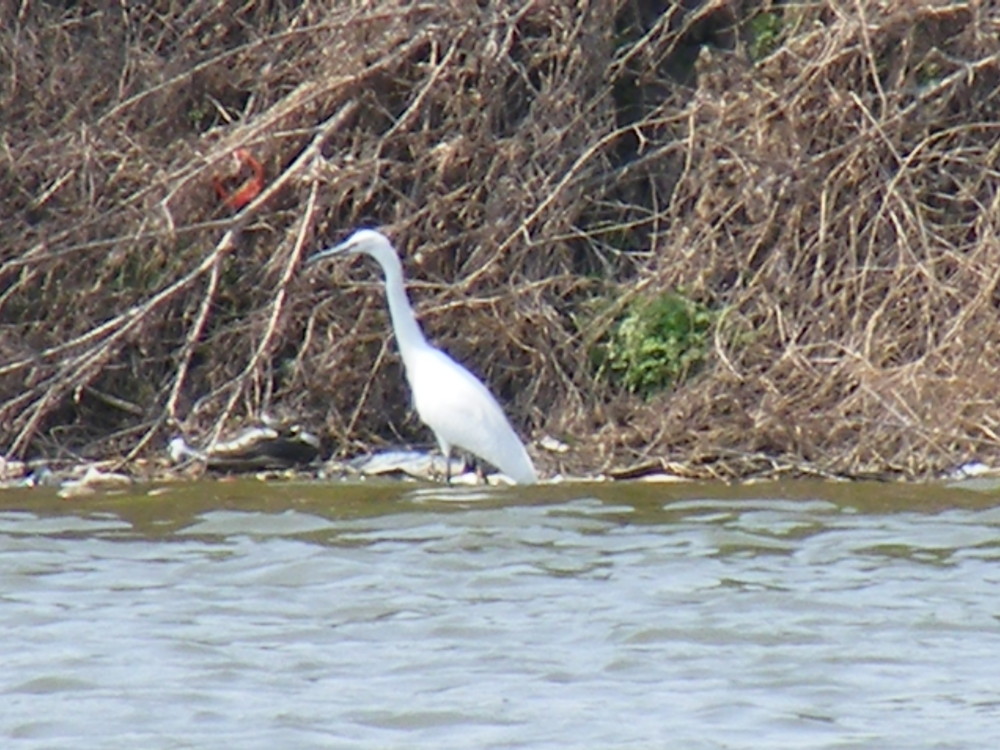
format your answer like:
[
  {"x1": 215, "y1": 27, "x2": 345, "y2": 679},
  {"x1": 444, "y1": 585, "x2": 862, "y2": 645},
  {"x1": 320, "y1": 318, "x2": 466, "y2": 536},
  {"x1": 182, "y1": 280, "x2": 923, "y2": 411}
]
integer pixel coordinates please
[{"x1": 376, "y1": 251, "x2": 430, "y2": 357}]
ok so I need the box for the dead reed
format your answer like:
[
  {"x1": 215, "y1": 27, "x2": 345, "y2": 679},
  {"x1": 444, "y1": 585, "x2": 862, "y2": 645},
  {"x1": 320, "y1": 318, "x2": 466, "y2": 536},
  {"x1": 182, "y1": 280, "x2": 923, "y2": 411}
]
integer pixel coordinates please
[{"x1": 1, "y1": 1, "x2": 998, "y2": 478}]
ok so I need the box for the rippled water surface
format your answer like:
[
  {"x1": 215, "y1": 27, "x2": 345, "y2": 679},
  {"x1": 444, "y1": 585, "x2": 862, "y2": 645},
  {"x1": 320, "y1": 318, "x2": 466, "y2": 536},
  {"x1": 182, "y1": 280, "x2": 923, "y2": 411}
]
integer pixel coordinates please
[{"x1": 2, "y1": 478, "x2": 999, "y2": 748}]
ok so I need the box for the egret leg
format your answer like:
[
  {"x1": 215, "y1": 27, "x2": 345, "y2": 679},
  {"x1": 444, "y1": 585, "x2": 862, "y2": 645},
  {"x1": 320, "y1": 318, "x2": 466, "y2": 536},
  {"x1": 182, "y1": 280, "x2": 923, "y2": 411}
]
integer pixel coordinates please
[{"x1": 436, "y1": 438, "x2": 453, "y2": 485}]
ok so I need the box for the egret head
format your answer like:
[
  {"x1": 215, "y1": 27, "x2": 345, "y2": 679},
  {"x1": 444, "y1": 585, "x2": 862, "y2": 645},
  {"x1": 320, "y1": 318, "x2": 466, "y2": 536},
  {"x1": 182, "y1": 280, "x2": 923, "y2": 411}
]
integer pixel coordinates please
[{"x1": 306, "y1": 228, "x2": 394, "y2": 267}]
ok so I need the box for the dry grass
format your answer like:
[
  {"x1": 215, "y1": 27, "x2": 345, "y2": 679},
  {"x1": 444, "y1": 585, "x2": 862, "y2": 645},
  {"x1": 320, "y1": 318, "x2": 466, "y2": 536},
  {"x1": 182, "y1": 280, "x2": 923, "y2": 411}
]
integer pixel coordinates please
[{"x1": 1, "y1": 0, "x2": 998, "y2": 479}]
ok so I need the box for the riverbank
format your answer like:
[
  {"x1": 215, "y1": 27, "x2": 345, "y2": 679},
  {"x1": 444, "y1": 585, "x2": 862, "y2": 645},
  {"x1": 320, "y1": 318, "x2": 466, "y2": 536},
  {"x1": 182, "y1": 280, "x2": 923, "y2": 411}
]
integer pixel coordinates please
[{"x1": 2, "y1": 2, "x2": 998, "y2": 480}]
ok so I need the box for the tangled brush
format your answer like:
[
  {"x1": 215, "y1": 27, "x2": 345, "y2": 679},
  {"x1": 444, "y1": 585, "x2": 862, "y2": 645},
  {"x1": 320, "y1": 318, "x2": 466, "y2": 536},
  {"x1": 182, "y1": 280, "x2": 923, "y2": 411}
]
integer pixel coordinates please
[{"x1": 1, "y1": 1, "x2": 998, "y2": 479}]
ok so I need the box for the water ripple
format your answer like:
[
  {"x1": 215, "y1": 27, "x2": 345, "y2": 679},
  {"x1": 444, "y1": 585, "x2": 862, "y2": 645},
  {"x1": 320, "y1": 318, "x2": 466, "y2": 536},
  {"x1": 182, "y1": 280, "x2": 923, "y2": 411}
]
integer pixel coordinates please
[{"x1": 0, "y1": 481, "x2": 998, "y2": 748}]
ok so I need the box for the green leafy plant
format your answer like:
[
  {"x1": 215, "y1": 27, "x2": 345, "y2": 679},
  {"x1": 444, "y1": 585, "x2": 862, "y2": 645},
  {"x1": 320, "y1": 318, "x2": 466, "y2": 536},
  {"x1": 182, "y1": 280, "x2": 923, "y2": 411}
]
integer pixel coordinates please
[
  {"x1": 748, "y1": 11, "x2": 784, "y2": 62},
  {"x1": 601, "y1": 292, "x2": 717, "y2": 397}
]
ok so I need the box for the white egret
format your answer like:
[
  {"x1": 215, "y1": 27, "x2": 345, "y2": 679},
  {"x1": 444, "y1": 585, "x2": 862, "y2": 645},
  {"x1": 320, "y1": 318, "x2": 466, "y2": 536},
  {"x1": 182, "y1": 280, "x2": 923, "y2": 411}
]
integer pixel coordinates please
[{"x1": 307, "y1": 229, "x2": 538, "y2": 485}]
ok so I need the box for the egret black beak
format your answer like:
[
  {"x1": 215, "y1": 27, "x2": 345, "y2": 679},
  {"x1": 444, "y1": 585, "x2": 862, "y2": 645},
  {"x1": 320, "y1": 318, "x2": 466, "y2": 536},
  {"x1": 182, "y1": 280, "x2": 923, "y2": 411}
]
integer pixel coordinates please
[
  {"x1": 305, "y1": 246, "x2": 338, "y2": 267},
  {"x1": 305, "y1": 238, "x2": 354, "y2": 267}
]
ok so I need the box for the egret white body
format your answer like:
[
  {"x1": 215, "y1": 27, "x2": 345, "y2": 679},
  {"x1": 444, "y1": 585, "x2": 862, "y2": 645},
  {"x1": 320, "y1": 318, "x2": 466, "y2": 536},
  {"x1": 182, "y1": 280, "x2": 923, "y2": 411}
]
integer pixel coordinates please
[{"x1": 308, "y1": 229, "x2": 538, "y2": 485}]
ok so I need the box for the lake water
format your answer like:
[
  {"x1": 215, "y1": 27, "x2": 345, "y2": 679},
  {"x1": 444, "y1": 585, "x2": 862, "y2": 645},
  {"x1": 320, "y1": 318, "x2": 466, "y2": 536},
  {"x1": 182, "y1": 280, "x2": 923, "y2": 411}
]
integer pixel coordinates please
[{"x1": 1, "y1": 478, "x2": 998, "y2": 748}]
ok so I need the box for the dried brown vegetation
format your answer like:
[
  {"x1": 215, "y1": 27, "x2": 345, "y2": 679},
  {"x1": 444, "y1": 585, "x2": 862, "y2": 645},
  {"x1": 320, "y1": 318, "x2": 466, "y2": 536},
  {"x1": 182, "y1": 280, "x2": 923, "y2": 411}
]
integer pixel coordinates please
[{"x1": 1, "y1": 1, "x2": 998, "y2": 479}]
